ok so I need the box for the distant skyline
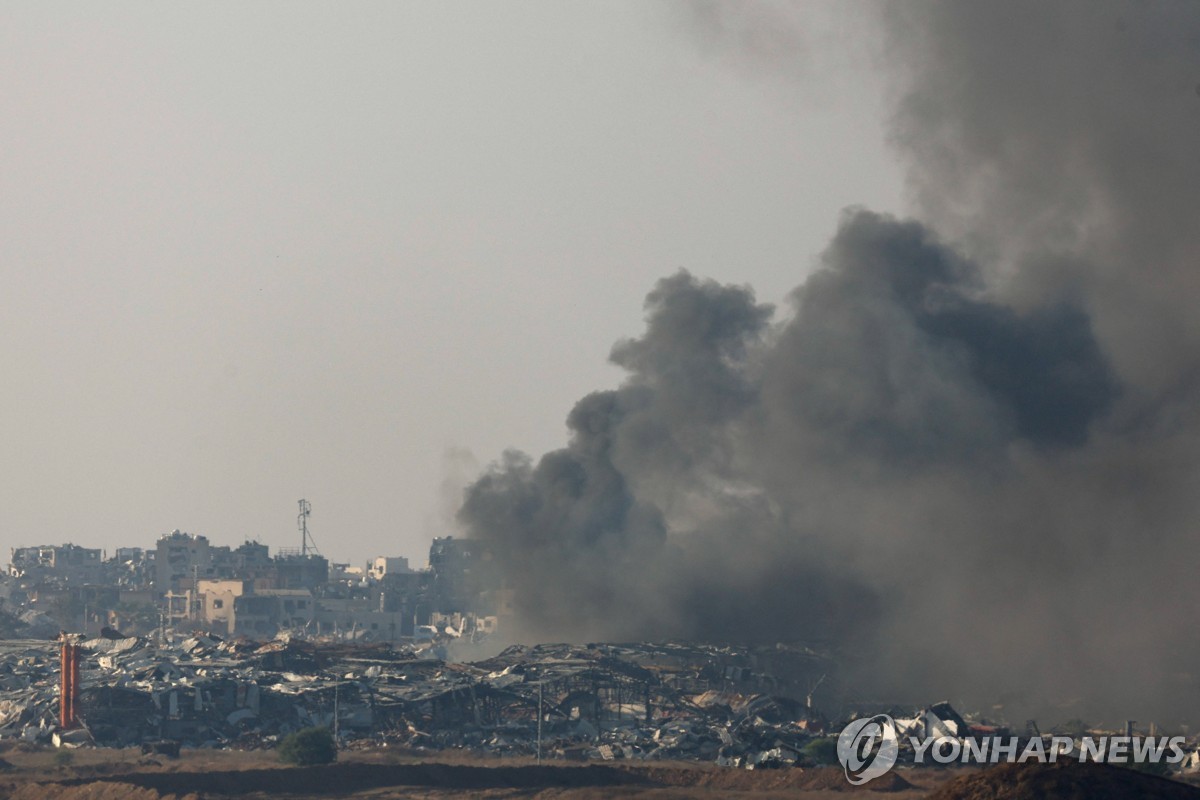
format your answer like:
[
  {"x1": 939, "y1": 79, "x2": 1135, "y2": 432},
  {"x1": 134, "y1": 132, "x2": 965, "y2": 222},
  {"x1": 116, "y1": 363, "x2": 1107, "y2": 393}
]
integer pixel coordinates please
[{"x1": 0, "y1": 3, "x2": 903, "y2": 566}]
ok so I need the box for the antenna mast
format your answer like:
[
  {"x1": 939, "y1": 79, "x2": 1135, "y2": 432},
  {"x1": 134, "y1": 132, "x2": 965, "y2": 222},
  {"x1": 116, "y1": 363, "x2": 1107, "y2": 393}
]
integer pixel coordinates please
[{"x1": 298, "y1": 499, "x2": 314, "y2": 556}]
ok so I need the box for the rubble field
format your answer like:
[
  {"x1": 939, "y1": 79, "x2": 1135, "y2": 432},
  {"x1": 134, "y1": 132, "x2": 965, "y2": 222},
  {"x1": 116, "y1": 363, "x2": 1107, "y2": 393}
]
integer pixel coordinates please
[
  {"x1": 8, "y1": 634, "x2": 1200, "y2": 797},
  {"x1": 0, "y1": 635, "x2": 844, "y2": 767}
]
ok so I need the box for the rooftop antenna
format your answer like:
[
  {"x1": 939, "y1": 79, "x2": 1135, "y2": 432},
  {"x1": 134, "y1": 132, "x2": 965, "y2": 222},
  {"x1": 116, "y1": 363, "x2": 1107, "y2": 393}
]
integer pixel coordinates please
[{"x1": 298, "y1": 499, "x2": 319, "y2": 556}]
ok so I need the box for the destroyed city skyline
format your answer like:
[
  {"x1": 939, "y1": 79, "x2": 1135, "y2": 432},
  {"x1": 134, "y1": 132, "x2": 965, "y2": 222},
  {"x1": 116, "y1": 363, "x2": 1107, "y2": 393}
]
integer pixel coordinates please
[{"x1": 4, "y1": 0, "x2": 1200, "y2": 735}]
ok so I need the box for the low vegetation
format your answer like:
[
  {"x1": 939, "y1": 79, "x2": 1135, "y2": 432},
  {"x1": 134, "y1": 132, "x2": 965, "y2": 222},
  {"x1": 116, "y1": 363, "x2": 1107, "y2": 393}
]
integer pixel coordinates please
[{"x1": 277, "y1": 726, "x2": 336, "y2": 766}]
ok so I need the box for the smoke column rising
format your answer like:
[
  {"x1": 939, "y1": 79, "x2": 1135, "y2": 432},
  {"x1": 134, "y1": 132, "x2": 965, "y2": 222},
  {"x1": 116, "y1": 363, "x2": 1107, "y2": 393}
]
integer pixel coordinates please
[{"x1": 459, "y1": 1, "x2": 1200, "y2": 723}]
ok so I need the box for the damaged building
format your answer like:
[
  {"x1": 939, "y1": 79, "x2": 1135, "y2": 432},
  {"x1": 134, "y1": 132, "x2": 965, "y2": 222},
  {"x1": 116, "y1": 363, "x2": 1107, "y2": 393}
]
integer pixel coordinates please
[
  {"x1": 0, "y1": 634, "x2": 843, "y2": 767},
  {"x1": 10, "y1": 544, "x2": 103, "y2": 584}
]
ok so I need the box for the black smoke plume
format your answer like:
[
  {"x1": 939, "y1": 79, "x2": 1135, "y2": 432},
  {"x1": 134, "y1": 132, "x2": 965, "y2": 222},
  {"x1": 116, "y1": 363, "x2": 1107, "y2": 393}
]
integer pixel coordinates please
[{"x1": 460, "y1": 1, "x2": 1200, "y2": 724}]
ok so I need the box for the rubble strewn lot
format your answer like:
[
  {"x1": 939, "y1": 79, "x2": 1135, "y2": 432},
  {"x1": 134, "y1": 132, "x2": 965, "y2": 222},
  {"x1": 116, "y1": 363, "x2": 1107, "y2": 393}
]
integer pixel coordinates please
[
  {"x1": 0, "y1": 635, "x2": 839, "y2": 767},
  {"x1": 6, "y1": 632, "x2": 1200, "y2": 800}
]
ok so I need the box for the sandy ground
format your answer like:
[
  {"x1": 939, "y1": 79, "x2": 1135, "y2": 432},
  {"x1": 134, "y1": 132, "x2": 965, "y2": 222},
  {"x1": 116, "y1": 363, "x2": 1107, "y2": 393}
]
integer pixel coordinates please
[
  {"x1": 0, "y1": 743, "x2": 955, "y2": 799},
  {"x1": 11, "y1": 743, "x2": 1200, "y2": 799}
]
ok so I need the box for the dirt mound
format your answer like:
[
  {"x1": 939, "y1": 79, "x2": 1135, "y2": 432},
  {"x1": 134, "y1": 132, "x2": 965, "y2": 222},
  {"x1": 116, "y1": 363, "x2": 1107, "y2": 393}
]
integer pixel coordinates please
[
  {"x1": 929, "y1": 761, "x2": 1200, "y2": 800},
  {"x1": 635, "y1": 765, "x2": 915, "y2": 792},
  {"x1": 8, "y1": 761, "x2": 926, "y2": 798},
  {"x1": 861, "y1": 771, "x2": 916, "y2": 792},
  {"x1": 8, "y1": 781, "x2": 194, "y2": 800},
  {"x1": 46, "y1": 762, "x2": 647, "y2": 797}
]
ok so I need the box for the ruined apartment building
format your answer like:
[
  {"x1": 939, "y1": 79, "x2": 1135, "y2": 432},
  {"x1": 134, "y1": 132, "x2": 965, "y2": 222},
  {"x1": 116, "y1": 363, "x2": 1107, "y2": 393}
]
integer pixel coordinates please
[
  {"x1": 187, "y1": 579, "x2": 316, "y2": 637},
  {"x1": 9, "y1": 543, "x2": 103, "y2": 584}
]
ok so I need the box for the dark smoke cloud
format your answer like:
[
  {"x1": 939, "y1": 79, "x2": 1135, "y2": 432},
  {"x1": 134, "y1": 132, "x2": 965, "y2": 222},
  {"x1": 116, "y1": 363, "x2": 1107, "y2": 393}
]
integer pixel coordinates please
[
  {"x1": 884, "y1": 0, "x2": 1200, "y2": 395},
  {"x1": 459, "y1": 1, "x2": 1200, "y2": 724},
  {"x1": 764, "y1": 211, "x2": 1117, "y2": 464}
]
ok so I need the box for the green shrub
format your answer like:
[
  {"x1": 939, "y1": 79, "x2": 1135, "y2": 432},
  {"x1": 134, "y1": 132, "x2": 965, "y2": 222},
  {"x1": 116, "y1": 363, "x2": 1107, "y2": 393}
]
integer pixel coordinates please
[
  {"x1": 277, "y1": 726, "x2": 336, "y2": 766},
  {"x1": 802, "y1": 737, "x2": 839, "y2": 765},
  {"x1": 52, "y1": 749, "x2": 75, "y2": 767}
]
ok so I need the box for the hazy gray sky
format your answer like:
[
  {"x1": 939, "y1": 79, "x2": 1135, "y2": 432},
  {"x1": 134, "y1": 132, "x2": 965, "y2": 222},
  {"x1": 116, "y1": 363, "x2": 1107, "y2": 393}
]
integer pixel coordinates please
[{"x1": 0, "y1": 2, "x2": 902, "y2": 566}]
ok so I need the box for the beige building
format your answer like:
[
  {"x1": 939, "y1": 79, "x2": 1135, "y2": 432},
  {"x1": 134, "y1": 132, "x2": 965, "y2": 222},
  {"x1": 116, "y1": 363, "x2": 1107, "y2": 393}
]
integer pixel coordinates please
[
  {"x1": 367, "y1": 556, "x2": 411, "y2": 581},
  {"x1": 197, "y1": 579, "x2": 252, "y2": 634},
  {"x1": 190, "y1": 580, "x2": 313, "y2": 637}
]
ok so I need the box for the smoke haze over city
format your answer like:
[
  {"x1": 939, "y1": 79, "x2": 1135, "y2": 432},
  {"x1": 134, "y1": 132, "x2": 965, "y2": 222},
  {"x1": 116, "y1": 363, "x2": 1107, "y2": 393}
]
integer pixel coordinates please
[{"x1": 4, "y1": 1, "x2": 1200, "y2": 726}]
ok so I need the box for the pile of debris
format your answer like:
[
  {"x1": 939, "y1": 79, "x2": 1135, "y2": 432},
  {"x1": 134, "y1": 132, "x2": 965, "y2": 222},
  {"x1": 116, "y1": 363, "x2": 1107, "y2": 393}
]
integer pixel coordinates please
[{"x1": 0, "y1": 635, "x2": 839, "y2": 768}]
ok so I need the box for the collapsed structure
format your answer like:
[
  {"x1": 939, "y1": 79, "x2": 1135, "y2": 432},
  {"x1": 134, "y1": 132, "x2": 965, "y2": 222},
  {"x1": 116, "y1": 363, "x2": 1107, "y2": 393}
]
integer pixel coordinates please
[
  {"x1": 4, "y1": 631, "x2": 1200, "y2": 777},
  {"x1": 0, "y1": 635, "x2": 838, "y2": 766}
]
